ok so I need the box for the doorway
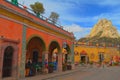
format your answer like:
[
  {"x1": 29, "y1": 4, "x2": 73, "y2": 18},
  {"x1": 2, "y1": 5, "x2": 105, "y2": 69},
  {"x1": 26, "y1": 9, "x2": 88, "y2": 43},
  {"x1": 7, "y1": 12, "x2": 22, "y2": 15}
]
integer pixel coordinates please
[
  {"x1": 80, "y1": 56, "x2": 86, "y2": 63},
  {"x1": 2, "y1": 46, "x2": 14, "y2": 78},
  {"x1": 32, "y1": 50, "x2": 39, "y2": 64}
]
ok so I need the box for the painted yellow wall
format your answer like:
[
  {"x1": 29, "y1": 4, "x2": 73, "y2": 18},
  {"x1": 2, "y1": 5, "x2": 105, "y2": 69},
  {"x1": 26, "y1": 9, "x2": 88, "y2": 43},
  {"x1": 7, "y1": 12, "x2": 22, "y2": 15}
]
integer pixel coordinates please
[{"x1": 74, "y1": 45, "x2": 120, "y2": 63}]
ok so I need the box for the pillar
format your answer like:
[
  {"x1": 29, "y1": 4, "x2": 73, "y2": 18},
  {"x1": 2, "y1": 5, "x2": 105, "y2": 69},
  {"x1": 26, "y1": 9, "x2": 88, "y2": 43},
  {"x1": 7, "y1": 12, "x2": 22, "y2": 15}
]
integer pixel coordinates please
[
  {"x1": 44, "y1": 51, "x2": 48, "y2": 62},
  {"x1": 71, "y1": 42, "x2": 75, "y2": 69},
  {"x1": 57, "y1": 53, "x2": 62, "y2": 72},
  {"x1": 42, "y1": 51, "x2": 48, "y2": 73},
  {"x1": 0, "y1": 46, "x2": 3, "y2": 79},
  {"x1": 19, "y1": 25, "x2": 27, "y2": 79}
]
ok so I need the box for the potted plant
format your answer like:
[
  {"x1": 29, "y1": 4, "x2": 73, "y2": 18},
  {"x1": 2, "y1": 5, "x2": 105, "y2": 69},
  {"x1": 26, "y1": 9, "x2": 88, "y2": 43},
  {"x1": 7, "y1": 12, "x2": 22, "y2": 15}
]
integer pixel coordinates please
[
  {"x1": 67, "y1": 61, "x2": 72, "y2": 70},
  {"x1": 48, "y1": 63, "x2": 54, "y2": 73},
  {"x1": 79, "y1": 61, "x2": 84, "y2": 66},
  {"x1": 62, "y1": 63, "x2": 67, "y2": 71},
  {"x1": 89, "y1": 61, "x2": 94, "y2": 67},
  {"x1": 96, "y1": 62, "x2": 101, "y2": 67},
  {"x1": 89, "y1": 61, "x2": 93, "y2": 65},
  {"x1": 113, "y1": 62, "x2": 119, "y2": 66}
]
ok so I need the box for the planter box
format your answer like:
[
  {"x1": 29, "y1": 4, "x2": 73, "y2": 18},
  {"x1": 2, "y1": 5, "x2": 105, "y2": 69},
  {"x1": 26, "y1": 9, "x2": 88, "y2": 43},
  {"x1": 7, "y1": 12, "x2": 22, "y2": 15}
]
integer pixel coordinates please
[
  {"x1": 48, "y1": 67, "x2": 54, "y2": 73},
  {"x1": 62, "y1": 66, "x2": 67, "y2": 71},
  {"x1": 67, "y1": 65, "x2": 72, "y2": 70}
]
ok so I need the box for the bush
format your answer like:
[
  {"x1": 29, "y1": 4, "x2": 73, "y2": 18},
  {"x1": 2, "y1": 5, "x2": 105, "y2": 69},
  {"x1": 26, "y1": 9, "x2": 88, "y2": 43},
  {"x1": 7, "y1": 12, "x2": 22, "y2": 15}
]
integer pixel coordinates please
[
  {"x1": 89, "y1": 61, "x2": 93, "y2": 65},
  {"x1": 113, "y1": 62, "x2": 119, "y2": 66},
  {"x1": 62, "y1": 63, "x2": 67, "y2": 71},
  {"x1": 49, "y1": 63, "x2": 54, "y2": 67},
  {"x1": 48, "y1": 63, "x2": 54, "y2": 73}
]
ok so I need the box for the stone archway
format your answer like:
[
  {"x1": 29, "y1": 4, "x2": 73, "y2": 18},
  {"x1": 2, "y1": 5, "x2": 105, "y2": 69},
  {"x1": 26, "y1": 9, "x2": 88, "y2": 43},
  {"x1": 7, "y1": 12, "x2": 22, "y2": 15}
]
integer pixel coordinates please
[
  {"x1": 2, "y1": 46, "x2": 14, "y2": 77},
  {"x1": 26, "y1": 37, "x2": 45, "y2": 76},
  {"x1": 62, "y1": 44, "x2": 71, "y2": 63},
  {"x1": 48, "y1": 41, "x2": 60, "y2": 72},
  {"x1": 0, "y1": 42, "x2": 19, "y2": 79},
  {"x1": 62, "y1": 44, "x2": 71, "y2": 71}
]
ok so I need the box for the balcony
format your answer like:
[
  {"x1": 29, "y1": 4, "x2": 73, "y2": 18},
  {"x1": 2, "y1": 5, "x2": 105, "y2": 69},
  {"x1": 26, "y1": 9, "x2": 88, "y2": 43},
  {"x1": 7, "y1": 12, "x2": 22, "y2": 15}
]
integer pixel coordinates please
[{"x1": 0, "y1": 0, "x2": 74, "y2": 38}]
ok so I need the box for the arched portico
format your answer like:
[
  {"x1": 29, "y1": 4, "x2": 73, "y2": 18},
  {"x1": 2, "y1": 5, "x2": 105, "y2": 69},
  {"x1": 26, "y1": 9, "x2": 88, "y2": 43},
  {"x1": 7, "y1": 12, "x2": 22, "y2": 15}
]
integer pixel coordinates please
[
  {"x1": 0, "y1": 0, "x2": 75, "y2": 79},
  {"x1": 62, "y1": 44, "x2": 72, "y2": 71},
  {"x1": 48, "y1": 41, "x2": 60, "y2": 73},
  {"x1": 62, "y1": 44, "x2": 71, "y2": 63},
  {"x1": 25, "y1": 36, "x2": 46, "y2": 76}
]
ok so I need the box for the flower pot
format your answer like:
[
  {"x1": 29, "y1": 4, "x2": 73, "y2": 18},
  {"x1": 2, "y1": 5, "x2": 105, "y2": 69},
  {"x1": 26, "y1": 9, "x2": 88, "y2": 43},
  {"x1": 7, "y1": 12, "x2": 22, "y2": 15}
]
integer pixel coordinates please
[
  {"x1": 67, "y1": 65, "x2": 72, "y2": 70},
  {"x1": 48, "y1": 67, "x2": 53, "y2": 73}
]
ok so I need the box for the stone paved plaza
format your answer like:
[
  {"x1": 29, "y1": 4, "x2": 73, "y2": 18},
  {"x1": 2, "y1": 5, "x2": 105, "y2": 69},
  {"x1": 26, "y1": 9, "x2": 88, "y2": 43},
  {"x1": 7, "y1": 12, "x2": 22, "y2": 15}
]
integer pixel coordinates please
[{"x1": 24, "y1": 65, "x2": 120, "y2": 80}]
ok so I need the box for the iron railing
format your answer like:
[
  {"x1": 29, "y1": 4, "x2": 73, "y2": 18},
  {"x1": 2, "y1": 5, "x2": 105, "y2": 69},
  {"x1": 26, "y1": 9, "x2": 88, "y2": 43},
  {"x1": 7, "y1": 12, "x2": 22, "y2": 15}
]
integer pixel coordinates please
[{"x1": 6, "y1": 0, "x2": 64, "y2": 30}]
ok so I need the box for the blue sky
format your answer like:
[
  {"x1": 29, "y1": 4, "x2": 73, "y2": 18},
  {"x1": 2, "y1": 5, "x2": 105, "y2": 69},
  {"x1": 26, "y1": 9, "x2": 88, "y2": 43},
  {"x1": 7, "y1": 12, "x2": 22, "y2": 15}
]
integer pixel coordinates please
[{"x1": 14, "y1": 0, "x2": 120, "y2": 39}]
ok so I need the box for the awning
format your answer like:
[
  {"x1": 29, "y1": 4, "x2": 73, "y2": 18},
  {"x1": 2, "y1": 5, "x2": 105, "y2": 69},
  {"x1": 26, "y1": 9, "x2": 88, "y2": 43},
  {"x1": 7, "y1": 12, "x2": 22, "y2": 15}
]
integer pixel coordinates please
[{"x1": 80, "y1": 50, "x2": 87, "y2": 55}]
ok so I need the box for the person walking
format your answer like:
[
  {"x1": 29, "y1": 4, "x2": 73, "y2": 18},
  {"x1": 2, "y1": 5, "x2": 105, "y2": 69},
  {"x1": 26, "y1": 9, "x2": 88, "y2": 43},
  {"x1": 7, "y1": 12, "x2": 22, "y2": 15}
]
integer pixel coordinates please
[{"x1": 27, "y1": 58, "x2": 33, "y2": 76}]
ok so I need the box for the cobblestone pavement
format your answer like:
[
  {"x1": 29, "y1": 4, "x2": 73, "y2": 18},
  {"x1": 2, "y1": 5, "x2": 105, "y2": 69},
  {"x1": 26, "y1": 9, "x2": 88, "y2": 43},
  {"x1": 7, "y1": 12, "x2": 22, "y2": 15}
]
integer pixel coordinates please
[
  {"x1": 42, "y1": 66, "x2": 120, "y2": 80},
  {"x1": 24, "y1": 65, "x2": 120, "y2": 80},
  {"x1": 24, "y1": 65, "x2": 87, "y2": 80}
]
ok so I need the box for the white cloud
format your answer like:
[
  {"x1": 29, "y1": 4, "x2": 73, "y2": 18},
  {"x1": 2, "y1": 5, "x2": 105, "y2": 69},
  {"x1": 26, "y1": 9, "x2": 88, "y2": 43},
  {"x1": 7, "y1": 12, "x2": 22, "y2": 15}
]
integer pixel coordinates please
[
  {"x1": 63, "y1": 24, "x2": 91, "y2": 39},
  {"x1": 64, "y1": 24, "x2": 82, "y2": 32},
  {"x1": 75, "y1": 32, "x2": 89, "y2": 40},
  {"x1": 63, "y1": 24, "x2": 91, "y2": 32}
]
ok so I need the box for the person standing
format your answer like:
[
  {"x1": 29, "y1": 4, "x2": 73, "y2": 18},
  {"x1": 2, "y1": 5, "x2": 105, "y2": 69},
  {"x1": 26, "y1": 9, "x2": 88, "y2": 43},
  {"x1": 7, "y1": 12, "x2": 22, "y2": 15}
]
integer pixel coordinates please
[
  {"x1": 27, "y1": 58, "x2": 33, "y2": 76},
  {"x1": 44, "y1": 59, "x2": 48, "y2": 73}
]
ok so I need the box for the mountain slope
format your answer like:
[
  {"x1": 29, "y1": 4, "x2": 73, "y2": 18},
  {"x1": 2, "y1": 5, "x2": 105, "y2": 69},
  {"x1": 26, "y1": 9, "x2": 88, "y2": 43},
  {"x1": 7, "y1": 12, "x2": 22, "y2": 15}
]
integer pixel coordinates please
[
  {"x1": 87, "y1": 19, "x2": 119, "y2": 38},
  {"x1": 78, "y1": 19, "x2": 120, "y2": 45}
]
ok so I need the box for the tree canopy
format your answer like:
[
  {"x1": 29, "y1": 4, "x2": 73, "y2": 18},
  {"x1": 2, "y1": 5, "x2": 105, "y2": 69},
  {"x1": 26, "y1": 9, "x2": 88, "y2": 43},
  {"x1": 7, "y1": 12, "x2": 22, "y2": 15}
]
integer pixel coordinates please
[
  {"x1": 30, "y1": 2, "x2": 45, "y2": 17},
  {"x1": 49, "y1": 12, "x2": 59, "y2": 24}
]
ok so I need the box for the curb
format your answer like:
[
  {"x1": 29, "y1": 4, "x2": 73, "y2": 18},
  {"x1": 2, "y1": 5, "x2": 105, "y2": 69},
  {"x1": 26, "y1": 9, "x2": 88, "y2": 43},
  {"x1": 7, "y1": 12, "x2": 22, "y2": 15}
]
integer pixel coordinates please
[
  {"x1": 25, "y1": 67, "x2": 85, "y2": 80},
  {"x1": 42, "y1": 68, "x2": 82, "y2": 80}
]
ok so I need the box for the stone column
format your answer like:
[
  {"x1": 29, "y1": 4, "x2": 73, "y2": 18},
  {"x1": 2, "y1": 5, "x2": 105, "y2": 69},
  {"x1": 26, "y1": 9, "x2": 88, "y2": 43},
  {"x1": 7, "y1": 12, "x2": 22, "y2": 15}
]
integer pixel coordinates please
[
  {"x1": 57, "y1": 53, "x2": 62, "y2": 72},
  {"x1": 44, "y1": 51, "x2": 48, "y2": 62},
  {"x1": 43, "y1": 51, "x2": 48, "y2": 73},
  {"x1": 19, "y1": 25, "x2": 27, "y2": 79},
  {"x1": 71, "y1": 43, "x2": 75, "y2": 69},
  {"x1": 0, "y1": 46, "x2": 3, "y2": 79}
]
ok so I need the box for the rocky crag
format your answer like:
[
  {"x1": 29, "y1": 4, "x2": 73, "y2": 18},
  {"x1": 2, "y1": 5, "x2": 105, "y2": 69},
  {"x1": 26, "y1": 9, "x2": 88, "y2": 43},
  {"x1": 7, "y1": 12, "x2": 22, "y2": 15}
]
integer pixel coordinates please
[{"x1": 78, "y1": 19, "x2": 120, "y2": 46}]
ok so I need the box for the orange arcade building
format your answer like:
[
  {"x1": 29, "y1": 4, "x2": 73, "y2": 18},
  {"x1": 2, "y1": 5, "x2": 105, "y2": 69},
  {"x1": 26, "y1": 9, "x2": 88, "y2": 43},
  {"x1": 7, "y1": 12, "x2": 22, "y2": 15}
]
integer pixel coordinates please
[{"x1": 0, "y1": 0, "x2": 74, "y2": 80}]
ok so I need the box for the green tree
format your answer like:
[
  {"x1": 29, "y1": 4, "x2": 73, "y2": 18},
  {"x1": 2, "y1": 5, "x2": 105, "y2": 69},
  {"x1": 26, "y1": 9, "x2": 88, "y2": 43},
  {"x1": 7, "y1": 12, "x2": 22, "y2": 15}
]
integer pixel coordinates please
[
  {"x1": 30, "y1": 2, "x2": 45, "y2": 17},
  {"x1": 49, "y1": 12, "x2": 59, "y2": 24}
]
